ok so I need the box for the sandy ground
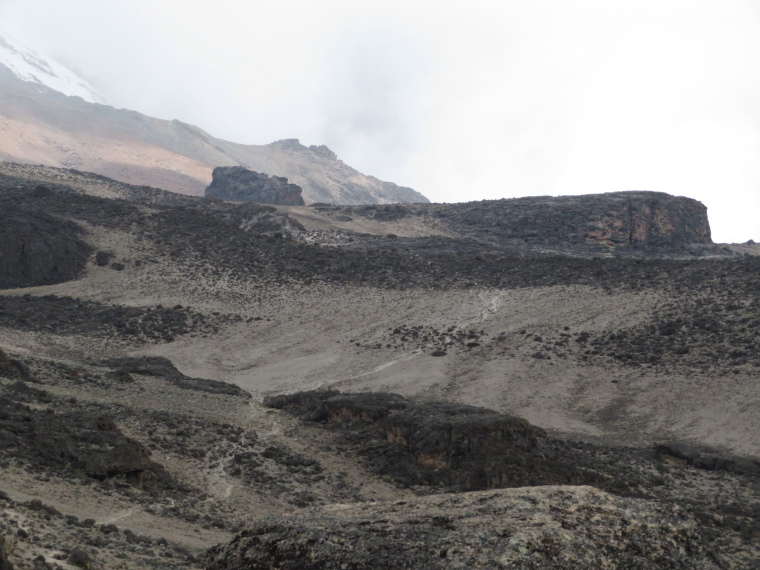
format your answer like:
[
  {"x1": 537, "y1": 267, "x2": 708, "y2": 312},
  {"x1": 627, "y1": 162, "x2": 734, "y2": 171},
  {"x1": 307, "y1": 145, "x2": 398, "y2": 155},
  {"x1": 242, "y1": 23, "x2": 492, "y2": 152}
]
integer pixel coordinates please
[{"x1": 5, "y1": 239, "x2": 759, "y2": 459}]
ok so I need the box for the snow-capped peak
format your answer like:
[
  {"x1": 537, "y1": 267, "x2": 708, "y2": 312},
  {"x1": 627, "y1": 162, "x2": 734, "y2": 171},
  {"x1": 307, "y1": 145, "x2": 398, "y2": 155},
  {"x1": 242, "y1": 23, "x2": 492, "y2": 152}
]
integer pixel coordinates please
[{"x1": 0, "y1": 36, "x2": 104, "y2": 104}]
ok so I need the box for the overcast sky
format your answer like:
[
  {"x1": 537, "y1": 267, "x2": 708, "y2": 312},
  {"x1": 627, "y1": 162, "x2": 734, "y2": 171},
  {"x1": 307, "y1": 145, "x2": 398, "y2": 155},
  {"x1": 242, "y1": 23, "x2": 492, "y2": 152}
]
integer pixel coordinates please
[{"x1": 1, "y1": 0, "x2": 759, "y2": 242}]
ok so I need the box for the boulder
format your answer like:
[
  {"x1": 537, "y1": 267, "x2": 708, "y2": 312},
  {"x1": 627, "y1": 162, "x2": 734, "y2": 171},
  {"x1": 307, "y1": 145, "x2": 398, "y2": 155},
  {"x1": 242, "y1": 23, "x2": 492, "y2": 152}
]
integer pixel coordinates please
[{"x1": 205, "y1": 166, "x2": 305, "y2": 206}]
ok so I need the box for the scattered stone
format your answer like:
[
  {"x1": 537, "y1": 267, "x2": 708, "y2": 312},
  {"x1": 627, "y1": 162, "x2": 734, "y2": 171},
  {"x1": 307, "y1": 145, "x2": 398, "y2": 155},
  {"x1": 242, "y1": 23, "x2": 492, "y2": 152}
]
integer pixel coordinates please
[{"x1": 204, "y1": 486, "x2": 720, "y2": 569}]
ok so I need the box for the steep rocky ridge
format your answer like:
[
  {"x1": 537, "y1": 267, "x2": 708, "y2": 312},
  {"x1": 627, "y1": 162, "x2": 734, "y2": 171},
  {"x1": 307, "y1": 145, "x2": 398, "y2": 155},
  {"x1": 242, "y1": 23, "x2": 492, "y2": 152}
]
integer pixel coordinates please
[{"x1": 0, "y1": 66, "x2": 427, "y2": 204}]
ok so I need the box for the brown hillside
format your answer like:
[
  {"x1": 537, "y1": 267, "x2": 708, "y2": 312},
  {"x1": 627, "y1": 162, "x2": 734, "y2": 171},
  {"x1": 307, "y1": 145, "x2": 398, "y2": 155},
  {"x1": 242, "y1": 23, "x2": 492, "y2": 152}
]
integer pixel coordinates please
[{"x1": 0, "y1": 66, "x2": 427, "y2": 204}]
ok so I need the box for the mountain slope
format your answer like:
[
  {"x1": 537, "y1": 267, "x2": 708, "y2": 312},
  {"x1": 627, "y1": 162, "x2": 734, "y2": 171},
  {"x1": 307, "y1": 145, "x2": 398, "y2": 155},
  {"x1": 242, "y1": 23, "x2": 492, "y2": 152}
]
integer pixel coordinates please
[
  {"x1": 0, "y1": 164, "x2": 758, "y2": 567},
  {"x1": 0, "y1": 40, "x2": 427, "y2": 205},
  {"x1": 0, "y1": 36, "x2": 103, "y2": 103}
]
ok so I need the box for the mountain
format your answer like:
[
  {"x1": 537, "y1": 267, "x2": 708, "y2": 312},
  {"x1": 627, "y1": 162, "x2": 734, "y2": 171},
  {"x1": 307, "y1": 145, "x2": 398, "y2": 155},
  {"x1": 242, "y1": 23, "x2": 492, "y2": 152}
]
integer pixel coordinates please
[
  {"x1": 0, "y1": 37, "x2": 428, "y2": 205},
  {"x1": 0, "y1": 36, "x2": 103, "y2": 104},
  {"x1": 0, "y1": 162, "x2": 758, "y2": 567}
]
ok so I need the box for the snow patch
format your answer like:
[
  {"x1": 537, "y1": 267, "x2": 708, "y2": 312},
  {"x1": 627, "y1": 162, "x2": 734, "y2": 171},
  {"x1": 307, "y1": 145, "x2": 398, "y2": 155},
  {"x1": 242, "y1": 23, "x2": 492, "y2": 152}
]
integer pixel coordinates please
[{"x1": 0, "y1": 36, "x2": 104, "y2": 104}]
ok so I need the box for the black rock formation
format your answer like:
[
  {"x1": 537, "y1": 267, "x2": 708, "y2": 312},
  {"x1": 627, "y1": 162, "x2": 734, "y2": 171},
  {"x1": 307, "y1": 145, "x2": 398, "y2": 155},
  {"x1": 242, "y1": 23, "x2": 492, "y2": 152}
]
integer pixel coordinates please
[
  {"x1": 106, "y1": 356, "x2": 250, "y2": 398},
  {"x1": 205, "y1": 166, "x2": 305, "y2": 206},
  {"x1": 0, "y1": 348, "x2": 30, "y2": 381},
  {"x1": 264, "y1": 392, "x2": 597, "y2": 491},
  {"x1": 0, "y1": 393, "x2": 170, "y2": 490},
  {"x1": 0, "y1": 189, "x2": 92, "y2": 289},
  {"x1": 434, "y1": 191, "x2": 712, "y2": 250}
]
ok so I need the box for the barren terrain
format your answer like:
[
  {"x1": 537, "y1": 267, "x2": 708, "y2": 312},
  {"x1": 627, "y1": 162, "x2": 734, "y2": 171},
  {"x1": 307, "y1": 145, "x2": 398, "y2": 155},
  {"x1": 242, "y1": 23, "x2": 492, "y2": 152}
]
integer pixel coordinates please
[{"x1": 0, "y1": 163, "x2": 758, "y2": 568}]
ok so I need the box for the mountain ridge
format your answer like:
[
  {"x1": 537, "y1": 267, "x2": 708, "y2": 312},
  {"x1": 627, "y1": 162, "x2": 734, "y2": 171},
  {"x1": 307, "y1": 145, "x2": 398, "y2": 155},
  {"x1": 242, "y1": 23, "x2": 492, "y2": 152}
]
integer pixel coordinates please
[{"x1": 0, "y1": 42, "x2": 428, "y2": 205}]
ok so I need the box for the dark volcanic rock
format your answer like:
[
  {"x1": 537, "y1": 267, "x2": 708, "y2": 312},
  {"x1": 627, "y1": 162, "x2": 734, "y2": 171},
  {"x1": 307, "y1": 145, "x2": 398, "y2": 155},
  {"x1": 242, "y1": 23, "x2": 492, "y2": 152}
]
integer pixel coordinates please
[
  {"x1": 340, "y1": 191, "x2": 712, "y2": 254},
  {"x1": 0, "y1": 394, "x2": 170, "y2": 489},
  {"x1": 106, "y1": 356, "x2": 250, "y2": 398},
  {"x1": 655, "y1": 442, "x2": 760, "y2": 475},
  {"x1": 424, "y1": 191, "x2": 712, "y2": 252},
  {"x1": 0, "y1": 349, "x2": 30, "y2": 381},
  {"x1": 260, "y1": 391, "x2": 760, "y2": 566},
  {"x1": 0, "y1": 294, "x2": 221, "y2": 344},
  {"x1": 204, "y1": 485, "x2": 720, "y2": 569},
  {"x1": 440, "y1": 191, "x2": 712, "y2": 250},
  {"x1": 205, "y1": 166, "x2": 305, "y2": 206},
  {"x1": 0, "y1": 201, "x2": 92, "y2": 289},
  {"x1": 265, "y1": 392, "x2": 595, "y2": 491},
  {"x1": 0, "y1": 535, "x2": 12, "y2": 570}
]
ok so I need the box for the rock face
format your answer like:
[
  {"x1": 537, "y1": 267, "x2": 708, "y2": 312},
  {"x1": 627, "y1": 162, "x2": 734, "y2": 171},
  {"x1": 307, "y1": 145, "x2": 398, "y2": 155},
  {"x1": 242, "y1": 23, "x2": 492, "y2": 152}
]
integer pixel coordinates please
[
  {"x1": 0, "y1": 189, "x2": 92, "y2": 289},
  {"x1": 0, "y1": 349, "x2": 29, "y2": 381},
  {"x1": 302, "y1": 191, "x2": 713, "y2": 256},
  {"x1": 435, "y1": 191, "x2": 712, "y2": 250},
  {"x1": 205, "y1": 166, "x2": 305, "y2": 205},
  {"x1": 204, "y1": 485, "x2": 719, "y2": 569},
  {"x1": 264, "y1": 392, "x2": 596, "y2": 491}
]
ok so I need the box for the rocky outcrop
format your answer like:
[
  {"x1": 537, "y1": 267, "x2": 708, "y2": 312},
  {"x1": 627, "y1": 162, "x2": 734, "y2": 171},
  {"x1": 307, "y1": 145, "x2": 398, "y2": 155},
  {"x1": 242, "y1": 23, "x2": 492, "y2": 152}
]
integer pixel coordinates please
[
  {"x1": 0, "y1": 187, "x2": 92, "y2": 289},
  {"x1": 106, "y1": 356, "x2": 250, "y2": 398},
  {"x1": 307, "y1": 191, "x2": 713, "y2": 256},
  {"x1": 308, "y1": 144, "x2": 337, "y2": 160},
  {"x1": 204, "y1": 485, "x2": 719, "y2": 569},
  {"x1": 205, "y1": 166, "x2": 305, "y2": 206},
  {"x1": 264, "y1": 392, "x2": 596, "y2": 491},
  {"x1": 434, "y1": 191, "x2": 711, "y2": 251},
  {"x1": 0, "y1": 391, "x2": 170, "y2": 490},
  {"x1": 654, "y1": 442, "x2": 760, "y2": 475},
  {"x1": 0, "y1": 349, "x2": 30, "y2": 381}
]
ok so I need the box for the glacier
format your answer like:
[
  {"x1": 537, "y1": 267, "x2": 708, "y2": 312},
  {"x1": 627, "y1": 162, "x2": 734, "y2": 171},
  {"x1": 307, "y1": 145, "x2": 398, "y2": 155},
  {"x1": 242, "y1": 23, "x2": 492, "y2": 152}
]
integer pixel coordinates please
[{"x1": 0, "y1": 36, "x2": 104, "y2": 104}]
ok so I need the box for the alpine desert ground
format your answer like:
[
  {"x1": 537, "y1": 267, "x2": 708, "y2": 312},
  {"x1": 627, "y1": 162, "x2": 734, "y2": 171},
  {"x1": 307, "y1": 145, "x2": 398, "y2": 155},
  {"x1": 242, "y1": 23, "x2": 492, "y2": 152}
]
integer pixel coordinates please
[{"x1": 0, "y1": 162, "x2": 758, "y2": 568}]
